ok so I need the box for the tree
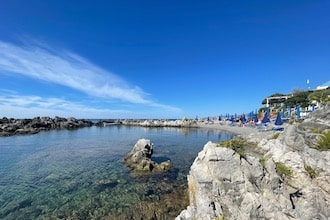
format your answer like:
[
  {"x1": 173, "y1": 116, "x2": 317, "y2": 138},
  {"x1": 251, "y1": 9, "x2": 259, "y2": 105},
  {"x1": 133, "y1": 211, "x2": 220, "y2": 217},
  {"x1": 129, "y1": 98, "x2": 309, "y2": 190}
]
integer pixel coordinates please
[
  {"x1": 284, "y1": 91, "x2": 312, "y2": 108},
  {"x1": 261, "y1": 93, "x2": 287, "y2": 105},
  {"x1": 309, "y1": 88, "x2": 330, "y2": 105}
]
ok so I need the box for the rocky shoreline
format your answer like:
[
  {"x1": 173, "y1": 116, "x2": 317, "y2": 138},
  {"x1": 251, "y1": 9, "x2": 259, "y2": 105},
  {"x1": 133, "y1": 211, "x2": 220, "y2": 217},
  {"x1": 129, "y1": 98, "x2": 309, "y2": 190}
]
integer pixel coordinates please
[
  {"x1": 176, "y1": 103, "x2": 330, "y2": 220},
  {"x1": 0, "y1": 116, "x2": 93, "y2": 136},
  {"x1": 0, "y1": 117, "x2": 200, "y2": 137},
  {"x1": 2, "y1": 105, "x2": 329, "y2": 219}
]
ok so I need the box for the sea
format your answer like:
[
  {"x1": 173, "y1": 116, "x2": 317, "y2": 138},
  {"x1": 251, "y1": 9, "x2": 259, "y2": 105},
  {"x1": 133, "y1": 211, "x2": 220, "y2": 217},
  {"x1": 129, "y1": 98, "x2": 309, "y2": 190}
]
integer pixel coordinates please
[{"x1": 0, "y1": 125, "x2": 233, "y2": 219}]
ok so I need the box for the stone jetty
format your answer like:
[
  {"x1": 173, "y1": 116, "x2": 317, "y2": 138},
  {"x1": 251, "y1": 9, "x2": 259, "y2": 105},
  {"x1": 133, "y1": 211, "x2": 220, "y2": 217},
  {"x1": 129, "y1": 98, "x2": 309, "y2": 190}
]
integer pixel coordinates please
[
  {"x1": 114, "y1": 118, "x2": 198, "y2": 128},
  {"x1": 0, "y1": 116, "x2": 93, "y2": 136}
]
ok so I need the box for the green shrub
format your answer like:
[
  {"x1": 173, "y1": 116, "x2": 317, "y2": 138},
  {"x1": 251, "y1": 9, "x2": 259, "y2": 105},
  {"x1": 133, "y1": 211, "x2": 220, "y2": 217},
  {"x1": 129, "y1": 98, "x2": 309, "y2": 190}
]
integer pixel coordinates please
[
  {"x1": 218, "y1": 139, "x2": 257, "y2": 148},
  {"x1": 310, "y1": 127, "x2": 323, "y2": 134},
  {"x1": 271, "y1": 132, "x2": 280, "y2": 139},
  {"x1": 214, "y1": 215, "x2": 225, "y2": 220},
  {"x1": 304, "y1": 164, "x2": 318, "y2": 179},
  {"x1": 275, "y1": 162, "x2": 293, "y2": 180},
  {"x1": 218, "y1": 139, "x2": 256, "y2": 160},
  {"x1": 316, "y1": 131, "x2": 330, "y2": 151},
  {"x1": 259, "y1": 156, "x2": 266, "y2": 169}
]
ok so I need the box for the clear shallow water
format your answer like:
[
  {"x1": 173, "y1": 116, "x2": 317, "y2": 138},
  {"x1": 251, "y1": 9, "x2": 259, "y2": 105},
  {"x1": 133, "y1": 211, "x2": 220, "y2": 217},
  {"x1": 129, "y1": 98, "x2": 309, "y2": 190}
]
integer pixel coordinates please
[{"x1": 0, "y1": 125, "x2": 233, "y2": 219}]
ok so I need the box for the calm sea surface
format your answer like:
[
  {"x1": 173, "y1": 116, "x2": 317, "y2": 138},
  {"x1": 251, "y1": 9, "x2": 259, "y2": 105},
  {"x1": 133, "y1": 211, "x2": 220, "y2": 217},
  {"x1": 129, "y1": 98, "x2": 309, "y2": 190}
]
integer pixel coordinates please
[{"x1": 0, "y1": 125, "x2": 233, "y2": 219}]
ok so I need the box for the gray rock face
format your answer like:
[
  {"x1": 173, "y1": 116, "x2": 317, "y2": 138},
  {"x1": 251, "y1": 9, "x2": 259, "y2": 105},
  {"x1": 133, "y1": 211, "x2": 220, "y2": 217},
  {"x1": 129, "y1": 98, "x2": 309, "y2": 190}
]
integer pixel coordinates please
[
  {"x1": 125, "y1": 139, "x2": 171, "y2": 173},
  {"x1": 177, "y1": 104, "x2": 330, "y2": 220}
]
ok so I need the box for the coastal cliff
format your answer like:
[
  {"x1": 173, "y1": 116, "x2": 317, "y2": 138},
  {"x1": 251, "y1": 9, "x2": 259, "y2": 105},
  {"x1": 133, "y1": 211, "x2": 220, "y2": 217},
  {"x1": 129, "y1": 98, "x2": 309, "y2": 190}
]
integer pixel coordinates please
[{"x1": 177, "y1": 104, "x2": 330, "y2": 220}]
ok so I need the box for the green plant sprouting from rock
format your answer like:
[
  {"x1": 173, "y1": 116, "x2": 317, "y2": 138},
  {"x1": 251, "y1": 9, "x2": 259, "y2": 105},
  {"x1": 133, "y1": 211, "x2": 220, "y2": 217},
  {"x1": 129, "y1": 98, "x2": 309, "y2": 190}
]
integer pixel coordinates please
[
  {"x1": 259, "y1": 156, "x2": 266, "y2": 170},
  {"x1": 275, "y1": 162, "x2": 294, "y2": 180},
  {"x1": 316, "y1": 131, "x2": 330, "y2": 151},
  {"x1": 271, "y1": 132, "x2": 280, "y2": 139},
  {"x1": 304, "y1": 163, "x2": 318, "y2": 179},
  {"x1": 217, "y1": 139, "x2": 257, "y2": 161}
]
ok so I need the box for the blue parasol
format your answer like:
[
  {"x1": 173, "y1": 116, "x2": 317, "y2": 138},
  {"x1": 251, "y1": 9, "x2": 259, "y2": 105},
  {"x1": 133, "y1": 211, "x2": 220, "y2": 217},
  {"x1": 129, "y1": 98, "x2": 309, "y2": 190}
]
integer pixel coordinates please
[
  {"x1": 296, "y1": 106, "x2": 301, "y2": 119},
  {"x1": 261, "y1": 110, "x2": 270, "y2": 124},
  {"x1": 242, "y1": 114, "x2": 246, "y2": 123},
  {"x1": 281, "y1": 108, "x2": 285, "y2": 119},
  {"x1": 275, "y1": 112, "x2": 283, "y2": 125},
  {"x1": 289, "y1": 106, "x2": 292, "y2": 118}
]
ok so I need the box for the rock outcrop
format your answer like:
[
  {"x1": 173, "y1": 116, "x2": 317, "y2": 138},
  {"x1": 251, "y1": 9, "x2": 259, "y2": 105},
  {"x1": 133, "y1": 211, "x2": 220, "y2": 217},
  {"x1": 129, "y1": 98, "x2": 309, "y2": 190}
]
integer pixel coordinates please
[
  {"x1": 0, "y1": 117, "x2": 93, "y2": 136},
  {"x1": 125, "y1": 139, "x2": 171, "y2": 173},
  {"x1": 177, "y1": 104, "x2": 330, "y2": 220}
]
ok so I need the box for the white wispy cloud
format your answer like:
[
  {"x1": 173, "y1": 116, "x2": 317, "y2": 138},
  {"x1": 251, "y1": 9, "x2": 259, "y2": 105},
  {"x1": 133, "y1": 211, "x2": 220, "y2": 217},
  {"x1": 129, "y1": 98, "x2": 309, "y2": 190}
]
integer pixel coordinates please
[
  {"x1": 0, "y1": 93, "x2": 139, "y2": 118},
  {"x1": 0, "y1": 39, "x2": 183, "y2": 118},
  {"x1": 0, "y1": 40, "x2": 176, "y2": 109}
]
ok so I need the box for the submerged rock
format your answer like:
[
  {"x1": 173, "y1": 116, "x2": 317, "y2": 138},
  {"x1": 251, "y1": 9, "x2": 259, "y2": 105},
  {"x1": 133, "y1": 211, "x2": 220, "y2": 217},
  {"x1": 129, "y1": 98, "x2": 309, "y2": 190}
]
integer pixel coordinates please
[{"x1": 125, "y1": 139, "x2": 171, "y2": 173}]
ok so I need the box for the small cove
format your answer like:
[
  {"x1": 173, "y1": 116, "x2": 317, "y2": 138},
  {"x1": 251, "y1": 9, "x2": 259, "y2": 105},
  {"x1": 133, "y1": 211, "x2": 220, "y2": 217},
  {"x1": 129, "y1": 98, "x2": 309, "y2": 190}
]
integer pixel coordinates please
[{"x1": 0, "y1": 125, "x2": 233, "y2": 219}]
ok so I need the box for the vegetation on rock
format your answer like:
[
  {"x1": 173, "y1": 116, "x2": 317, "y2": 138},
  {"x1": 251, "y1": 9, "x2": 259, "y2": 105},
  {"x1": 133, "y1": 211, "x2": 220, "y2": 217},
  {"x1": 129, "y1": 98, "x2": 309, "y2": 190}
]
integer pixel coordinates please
[
  {"x1": 316, "y1": 130, "x2": 330, "y2": 151},
  {"x1": 217, "y1": 139, "x2": 257, "y2": 161},
  {"x1": 304, "y1": 163, "x2": 318, "y2": 179},
  {"x1": 259, "y1": 156, "x2": 266, "y2": 170},
  {"x1": 275, "y1": 162, "x2": 294, "y2": 180},
  {"x1": 271, "y1": 132, "x2": 280, "y2": 139}
]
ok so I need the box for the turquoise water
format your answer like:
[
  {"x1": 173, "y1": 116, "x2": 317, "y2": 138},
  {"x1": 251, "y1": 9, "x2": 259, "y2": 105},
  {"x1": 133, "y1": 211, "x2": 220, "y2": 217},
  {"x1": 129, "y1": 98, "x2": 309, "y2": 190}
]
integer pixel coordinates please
[{"x1": 0, "y1": 125, "x2": 233, "y2": 219}]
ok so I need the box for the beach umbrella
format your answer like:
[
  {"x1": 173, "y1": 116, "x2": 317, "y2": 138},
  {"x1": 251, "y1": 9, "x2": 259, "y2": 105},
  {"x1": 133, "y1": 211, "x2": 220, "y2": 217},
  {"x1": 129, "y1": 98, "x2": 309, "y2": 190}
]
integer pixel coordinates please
[
  {"x1": 242, "y1": 114, "x2": 246, "y2": 123},
  {"x1": 289, "y1": 106, "x2": 292, "y2": 118},
  {"x1": 230, "y1": 115, "x2": 235, "y2": 122},
  {"x1": 275, "y1": 112, "x2": 283, "y2": 126},
  {"x1": 261, "y1": 110, "x2": 270, "y2": 124},
  {"x1": 249, "y1": 111, "x2": 253, "y2": 120},
  {"x1": 254, "y1": 115, "x2": 258, "y2": 123},
  {"x1": 296, "y1": 106, "x2": 301, "y2": 119},
  {"x1": 281, "y1": 108, "x2": 285, "y2": 119}
]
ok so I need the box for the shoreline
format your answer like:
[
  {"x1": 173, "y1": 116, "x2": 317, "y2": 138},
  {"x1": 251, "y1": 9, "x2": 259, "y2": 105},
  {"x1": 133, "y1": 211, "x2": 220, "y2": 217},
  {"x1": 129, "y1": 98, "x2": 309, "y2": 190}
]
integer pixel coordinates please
[
  {"x1": 196, "y1": 121, "x2": 259, "y2": 136},
  {"x1": 1, "y1": 116, "x2": 273, "y2": 137}
]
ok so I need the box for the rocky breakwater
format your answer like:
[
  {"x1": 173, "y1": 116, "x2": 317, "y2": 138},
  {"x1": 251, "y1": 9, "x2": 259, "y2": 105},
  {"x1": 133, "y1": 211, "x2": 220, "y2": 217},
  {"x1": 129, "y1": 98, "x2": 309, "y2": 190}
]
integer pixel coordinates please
[
  {"x1": 120, "y1": 118, "x2": 198, "y2": 128},
  {"x1": 0, "y1": 116, "x2": 93, "y2": 136},
  {"x1": 125, "y1": 139, "x2": 171, "y2": 173},
  {"x1": 177, "y1": 104, "x2": 330, "y2": 220}
]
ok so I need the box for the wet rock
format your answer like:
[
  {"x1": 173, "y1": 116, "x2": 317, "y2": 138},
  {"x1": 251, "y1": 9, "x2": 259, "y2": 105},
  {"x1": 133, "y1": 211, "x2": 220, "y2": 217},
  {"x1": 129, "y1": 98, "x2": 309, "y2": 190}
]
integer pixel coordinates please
[{"x1": 125, "y1": 139, "x2": 171, "y2": 173}]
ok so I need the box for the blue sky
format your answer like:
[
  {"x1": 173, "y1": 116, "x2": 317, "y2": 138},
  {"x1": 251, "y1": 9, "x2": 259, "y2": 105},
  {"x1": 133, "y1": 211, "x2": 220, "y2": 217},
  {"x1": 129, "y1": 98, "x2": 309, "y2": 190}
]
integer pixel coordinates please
[{"x1": 0, "y1": 0, "x2": 329, "y2": 119}]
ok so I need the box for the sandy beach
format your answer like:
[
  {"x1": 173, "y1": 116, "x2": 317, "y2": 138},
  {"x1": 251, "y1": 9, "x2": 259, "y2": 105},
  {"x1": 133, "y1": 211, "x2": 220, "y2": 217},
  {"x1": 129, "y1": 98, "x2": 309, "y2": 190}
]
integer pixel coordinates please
[{"x1": 196, "y1": 121, "x2": 261, "y2": 136}]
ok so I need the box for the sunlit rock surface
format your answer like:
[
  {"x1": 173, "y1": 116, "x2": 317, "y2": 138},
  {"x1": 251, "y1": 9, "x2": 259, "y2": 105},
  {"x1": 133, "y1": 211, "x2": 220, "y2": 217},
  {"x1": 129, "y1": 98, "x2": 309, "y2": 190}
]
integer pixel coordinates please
[
  {"x1": 125, "y1": 139, "x2": 171, "y2": 173},
  {"x1": 177, "y1": 104, "x2": 330, "y2": 220}
]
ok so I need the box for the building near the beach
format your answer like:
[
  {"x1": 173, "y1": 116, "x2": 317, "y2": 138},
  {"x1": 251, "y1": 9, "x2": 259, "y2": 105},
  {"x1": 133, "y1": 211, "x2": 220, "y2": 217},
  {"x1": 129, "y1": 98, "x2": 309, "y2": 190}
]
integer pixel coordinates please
[{"x1": 316, "y1": 80, "x2": 330, "y2": 90}]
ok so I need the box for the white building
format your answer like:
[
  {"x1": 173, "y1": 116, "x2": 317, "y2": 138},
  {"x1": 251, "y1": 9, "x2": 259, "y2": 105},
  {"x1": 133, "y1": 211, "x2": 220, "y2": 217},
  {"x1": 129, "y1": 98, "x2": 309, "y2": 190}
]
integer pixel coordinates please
[{"x1": 316, "y1": 80, "x2": 330, "y2": 90}]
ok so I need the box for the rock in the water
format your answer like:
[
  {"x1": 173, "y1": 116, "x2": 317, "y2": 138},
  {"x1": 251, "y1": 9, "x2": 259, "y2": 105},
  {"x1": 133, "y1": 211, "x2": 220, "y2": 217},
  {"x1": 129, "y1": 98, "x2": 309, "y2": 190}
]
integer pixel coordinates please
[{"x1": 125, "y1": 139, "x2": 171, "y2": 173}]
